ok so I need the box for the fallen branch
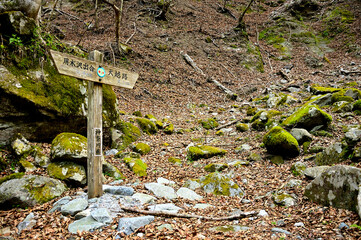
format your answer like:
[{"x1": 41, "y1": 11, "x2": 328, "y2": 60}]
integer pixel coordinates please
[
  {"x1": 121, "y1": 206, "x2": 257, "y2": 221},
  {"x1": 180, "y1": 51, "x2": 237, "y2": 100},
  {"x1": 125, "y1": 22, "x2": 137, "y2": 44},
  {"x1": 215, "y1": 118, "x2": 242, "y2": 131}
]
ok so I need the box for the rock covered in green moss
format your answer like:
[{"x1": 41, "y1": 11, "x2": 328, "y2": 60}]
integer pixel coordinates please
[
  {"x1": 19, "y1": 159, "x2": 36, "y2": 172},
  {"x1": 11, "y1": 133, "x2": 33, "y2": 157},
  {"x1": 0, "y1": 175, "x2": 66, "y2": 209},
  {"x1": 304, "y1": 165, "x2": 361, "y2": 212},
  {"x1": 282, "y1": 104, "x2": 332, "y2": 130},
  {"x1": 0, "y1": 172, "x2": 24, "y2": 185},
  {"x1": 168, "y1": 157, "x2": 182, "y2": 165},
  {"x1": 199, "y1": 172, "x2": 244, "y2": 197},
  {"x1": 111, "y1": 121, "x2": 141, "y2": 150},
  {"x1": 187, "y1": 145, "x2": 227, "y2": 161},
  {"x1": 247, "y1": 152, "x2": 262, "y2": 161},
  {"x1": 103, "y1": 161, "x2": 125, "y2": 179},
  {"x1": 273, "y1": 191, "x2": 296, "y2": 207},
  {"x1": 236, "y1": 123, "x2": 249, "y2": 132},
  {"x1": 263, "y1": 126, "x2": 299, "y2": 158},
  {"x1": 47, "y1": 161, "x2": 86, "y2": 186},
  {"x1": 310, "y1": 85, "x2": 341, "y2": 95},
  {"x1": 123, "y1": 157, "x2": 147, "y2": 177},
  {"x1": 164, "y1": 124, "x2": 174, "y2": 134},
  {"x1": 50, "y1": 133, "x2": 87, "y2": 164},
  {"x1": 132, "y1": 143, "x2": 151, "y2": 155},
  {"x1": 33, "y1": 147, "x2": 50, "y2": 168},
  {"x1": 353, "y1": 100, "x2": 361, "y2": 114},
  {"x1": 200, "y1": 118, "x2": 219, "y2": 130},
  {"x1": 314, "y1": 142, "x2": 345, "y2": 166},
  {"x1": 0, "y1": 63, "x2": 119, "y2": 144},
  {"x1": 332, "y1": 101, "x2": 352, "y2": 113},
  {"x1": 136, "y1": 118, "x2": 158, "y2": 135},
  {"x1": 290, "y1": 161, "x2": 306, "y2": 176},
  {"x1": 251, "y1": 110, "x2": 282, "y2": 131},
  {"x1": 204, "y1": 163, "x2": 228, "y2": 172}
]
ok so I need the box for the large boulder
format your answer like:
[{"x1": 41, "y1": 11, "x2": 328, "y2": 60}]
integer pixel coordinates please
[
  {"x1": 0, "y1": 0, "x2": 42, "y2": 20},
  {"x1": 304, "y1": 165, "x2": 361, "y2": 212},
  {"x1": 123, "y1": 156, "x2": 148, "y2": 177},
  {"x1": 0, "y1": 64, "x2": 119, "y2": 145},
  {"x1": 0, "y1": 175, "x2": 66, "y2": 209},
  {"x1": 282, "y1": 104, "x2": 332, "y2": 131},
  {"x1": 111, "y1": 122, "x2": 141, "y2": 150},
  {"x1": 50, "y1": 133, "x2": 87, "y2": 164},
  {"x1": 263, "y1": 126, "x2": 300, "y2": 158}
]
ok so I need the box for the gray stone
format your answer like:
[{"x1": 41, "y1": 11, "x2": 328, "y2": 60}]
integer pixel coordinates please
[
  {"x1": 91, "y1": 208, "x2": 112, "y2": 224},
  {"x1": 117, "y1": 216, "x2": 155, "y2": 235},
  {"x1": 345, "y1": 128, "x2": 361, "y2": 144},
  {"x1": 157, "y1": 224, "x2": 173, "y2": 231},
  {"x1": 193, "y1": 203, "x2": 213, "y2": 209},
  {"x1": 132, "y1": 193, "x2": 156, "y2": 205},
  {"x1": 235, "y1": 144, "x2": 252, "y2": 154},
  {"x1": 310, "y1": 94, "x2": 333, "y2": 107},
  {"x1": 176, "y1": 187, "x2": 203, "y2": 200},
  {"x1": 103, "y1": 161, "x2": 124, "y2": 179},
  {"x1": 271, "y1": 228, "x2": 291, "y2": 235},
  {"x1": 345, "y1": 89, "x2": 361, "y2": 100},
  {"x1": 338, "y1": 222, "x2": 349, "y2": 229},
  {"x1": 144, "y1": 182, "x2": 177, "y2": 199},
  {"x1": 19, "y1": 160, "x2": 36, "y2": 172},
  {"x1": 68, "y1": 216, "x2": 105, "y2": 234},
  {"x1": 257, "y1": 210, "x2": 269, "y2": 217},
  {"x1": 17, "y1": 213, "x2": 36, "y2": 234},
  {"x1": 34, "y1": 150, "x2": 50, "y2": 168},
  {"x1": 148, "y1": 203, "x2": 182, "y2": 213},
  {"x1": 291, "y1": 161, "x2": 306, "y2": 176},
  {"x1": 157, "y1": 177, "x2": 175, "y2": 186},
  {"x1": 304, "y1": 166, "x2": 330, "y2": 179},
  {"x1": 103, "y1": 185, "x2": 134, "y2": 196},
  {"x1": 48, "y1": 196, "x2": 72, "y2": 213},
  {"x1": 88, "y1": 194, "x2": 124, "y2": 218},
  {"x1": 0, "y1": 175, "x2": 66, "y2": 208},
  {"x1": 294, "y1": 222, "x2": 305, "y2": 227},
  {"x1": 285, "y1": 179, "x2": 302, "y2": 188},
  {"x1": 315, "y1": 142, "x2": 344, "y2": 166},
  {"x1": 305, "y1": 165, "x2": 361, "y2": 211},
  {"x1": 276, "y1": 220, "x2": 286, "y2": 227},
  {"x1": 105, "y1": 149, "x2": 119, "y2": 156},
  {"x1": 290, "y1": 128, "x2": 313, "y2": 145},
  {"x1": 60, "y1": 198, "x2": 88, "y2": 216},
  {"x1": 74, "y1": 209, "x2": 91, "y2": 220}
]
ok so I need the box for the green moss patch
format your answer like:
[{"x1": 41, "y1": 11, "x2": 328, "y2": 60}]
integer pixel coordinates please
[
  {"x1": 199, "y1": 172, "x2": 244, "y2": 197},
  {"x1": 124, "y1": 157, "x2": 148, "y2": 177},
  {"x1": 132, "y1": 142, "x2": 151, "y2": 155},
  {"x1": 199, "y1": 118, "x2": 219, "y2": 130},
  {"x1": 114, "y1": 121, "x2": 141, "y2": 150},
  {"x1": 0, "y1": 172, "x2": 24, "y2": 185},
  {"x1": 263, "y1": 126, "x2": 299, "y2": 158},
  {"x1": 136, "y1": 118, "x2": 158, "y2": 135},
  {"x1": 187, "y1": 145, "x2": 227, "y2": 161}
]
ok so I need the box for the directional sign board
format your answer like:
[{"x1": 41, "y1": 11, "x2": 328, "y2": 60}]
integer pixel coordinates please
[{"x1": 50, "y1": 50, "x2": 138, "y2": 89}]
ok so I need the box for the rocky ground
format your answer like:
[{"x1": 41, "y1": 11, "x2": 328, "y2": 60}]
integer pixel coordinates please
[{"x1": 1, "y1": 0, "x2": 361, "y2": 239}]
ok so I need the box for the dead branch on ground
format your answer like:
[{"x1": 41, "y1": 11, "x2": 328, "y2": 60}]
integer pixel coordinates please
[
  {"x1": 121, "y1": 206, "x2": 257, "y2": 221},
  {"x1": 180, "y1": 51, "x2": 238, "y2": 100}
]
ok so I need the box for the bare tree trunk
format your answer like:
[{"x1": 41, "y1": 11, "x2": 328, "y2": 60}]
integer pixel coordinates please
[
  {"x1": 102, "y1": 0, "x2": 124, "y2": 53},
  {"x1": 236, "y1": 0, "x2": 255, "y2": 29}
]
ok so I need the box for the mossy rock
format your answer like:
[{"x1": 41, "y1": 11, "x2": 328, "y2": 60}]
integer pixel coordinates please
[
  {"x1": 187, "y1": 145, "x2": 227, "y2": 161},
  {"x1": 0, "y1": 175, "x2": 66, "y2": 209},
  {"x1": 263, "y1": 126, "x2": 300, "y2": 158},
  {"x1": 314, "y1": 142, "x2": 344, "y2": 166},
  {"x1": 168, "y1": 157, "x2": 182, "y2": 166},
  {"x1": 204, "y1": 163, "x2": 228, "y2": 172},
  {"x1": 282, "y1": 104, "x2": 332, "y2": 130},
  {"x1": 132, "y1": 142, "x2": 151, "y2": 155},
  {"x1": 112, "y1": 121, "x2": 141, "y2": 151},
  {"x1": 310, "y1": 85, "x2": 341, "y2": 95},
  {"x1": 291, "y1": 161, "x2": 306, "y2": 176},
  {"x1": 331, "y1": 91, "x2": 354, "y2": 104},
  {"x1": 133, "y1": 111, "x2": 142, "y2": 117},
  {"x1": 164, "y1": 124, "x2": 174, "y2": 134},
  {"x1": 251, "y1": 110, "x2": 282, "y2": 131},
  {"x1": 136, "y1": 118, "x2": 158, "y2": 135},
  {"x1": 236, "y1": 123, "x2": 249, "y2": 132},
  {"x1": 103, "y1": 161, "x2": 125, "y2": 179},
  {"x1": 270, "y1": 155, "x2": 284, "y2": 165},
  {"x1": 50, "y1": 132, "x2": 87, "y2": 163},
  {"x1": 123, "y1": 157, "x2": 147, "y2": 177},
  {"x1": 47, "y1": 161, "x2": 86, "y2": 186},
  {"x1": 199, "y1": 172, "x2": 244, "y2": 197},
  {"x1": 200, "y1": 118, "x2": 219, "y2": 130},
  {"x1": 246, "y1": 106, "x2": 258, "y2": 116},
  {"x1": 0, "y1": 172, "x2": 24, "y2": 185},
  {"x1": 247, "y1": 152, "x2": 262, "y2": 162},
  {"x1": 352, "y1": 99, "x2": 361, "y2": 111},
  {"x1": 19, "y1": 159, "x2": 36, "y2": 172},
  {"x1": 215, "y1": 130, "x2": 224, "y2": 136},
  {"x1": 332, "y1": 101, "x2": 352, "y2": 113}
]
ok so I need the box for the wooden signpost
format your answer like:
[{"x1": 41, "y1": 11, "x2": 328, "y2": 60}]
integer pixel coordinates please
[{"x1": 50, "y1": 50, "x2": 138, "y2": 198}]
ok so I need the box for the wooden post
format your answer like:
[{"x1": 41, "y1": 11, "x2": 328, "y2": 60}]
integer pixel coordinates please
[{"x1": 87, "y1": 50, "x2": 104, "y2": 199}]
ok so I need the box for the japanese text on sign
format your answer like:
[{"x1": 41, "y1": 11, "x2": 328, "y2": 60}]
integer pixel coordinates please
[{"x1": 94, "y1": 128, "x2": 102, "y2": 157}]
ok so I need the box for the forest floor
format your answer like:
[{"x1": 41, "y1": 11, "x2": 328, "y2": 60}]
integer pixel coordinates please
[{"x1": 1, "y1": 0, "x2": 361, "y2": 239}]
